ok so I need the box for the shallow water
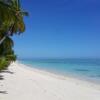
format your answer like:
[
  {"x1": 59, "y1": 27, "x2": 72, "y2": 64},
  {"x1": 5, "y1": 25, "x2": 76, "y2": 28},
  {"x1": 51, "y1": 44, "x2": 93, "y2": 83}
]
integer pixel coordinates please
[{"x1": 19, "y1": 58, "x2": 100, "y2": 83}]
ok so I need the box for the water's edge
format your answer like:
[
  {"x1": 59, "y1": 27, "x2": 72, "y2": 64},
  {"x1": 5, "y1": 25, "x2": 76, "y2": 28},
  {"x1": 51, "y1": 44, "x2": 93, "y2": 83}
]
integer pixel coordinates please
[{"x1": 17, "y1": 60, "x2": 100, "y2": 88}]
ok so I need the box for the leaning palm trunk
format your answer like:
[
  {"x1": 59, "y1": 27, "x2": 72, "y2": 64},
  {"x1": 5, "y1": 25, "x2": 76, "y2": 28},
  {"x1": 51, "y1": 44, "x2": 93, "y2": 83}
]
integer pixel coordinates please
[
  {"x1": 0, "y1": 23, "x2": 14, "y2": 45},
  {"x1": 0, "y1": 35, "x2": 7, "y2": 45}
]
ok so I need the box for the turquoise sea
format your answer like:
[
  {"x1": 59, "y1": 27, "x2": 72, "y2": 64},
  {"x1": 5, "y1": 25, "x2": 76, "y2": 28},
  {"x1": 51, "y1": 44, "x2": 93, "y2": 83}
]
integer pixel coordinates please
[{"x1": 19, "y1": 58, "x2": 100, "y2": 83}]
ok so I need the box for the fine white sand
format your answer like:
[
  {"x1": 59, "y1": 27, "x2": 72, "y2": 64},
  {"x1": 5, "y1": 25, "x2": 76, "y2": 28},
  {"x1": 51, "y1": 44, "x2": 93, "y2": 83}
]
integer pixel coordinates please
[{"x1": 0, "y1": 62, "x2": 100, "y2": 100}]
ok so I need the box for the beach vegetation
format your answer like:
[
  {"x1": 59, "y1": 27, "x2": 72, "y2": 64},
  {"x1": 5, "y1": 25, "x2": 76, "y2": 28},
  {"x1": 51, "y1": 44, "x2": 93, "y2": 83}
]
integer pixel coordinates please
[{"x1": 0, "y1": 0, "x2": 28, "y2": 71}]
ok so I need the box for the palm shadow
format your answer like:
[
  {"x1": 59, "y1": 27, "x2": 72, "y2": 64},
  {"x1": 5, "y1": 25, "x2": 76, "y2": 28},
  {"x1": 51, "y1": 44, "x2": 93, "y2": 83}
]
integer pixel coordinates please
[
  {"x1": 0, "y1": 91, "x2": 7, "y2": 94},
  {"x1": 0, "y1": 75, "x2": 4, "y2": 80},
  {"x1": 0, "y1": 70, "x2": 13, "y2": 94},
  {"x1": 1, "y1": 70, "x2": 14, "y2": 74}
]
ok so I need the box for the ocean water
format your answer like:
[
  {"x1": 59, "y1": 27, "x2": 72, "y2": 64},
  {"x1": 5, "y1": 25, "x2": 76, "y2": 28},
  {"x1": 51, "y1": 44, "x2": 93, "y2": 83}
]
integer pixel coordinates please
[{"x1": 19, "y1": 58, "x2": 100, "y2": 83}]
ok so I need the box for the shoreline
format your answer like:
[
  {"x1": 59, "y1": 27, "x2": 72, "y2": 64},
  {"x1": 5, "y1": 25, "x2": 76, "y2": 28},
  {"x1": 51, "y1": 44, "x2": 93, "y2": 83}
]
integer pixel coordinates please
[
  {"x1": 18, "y1": 61, "x2": 100, "y2": 88},
  {"x1": 0, "y1": 62, "x2": 100, "y2": 100}
]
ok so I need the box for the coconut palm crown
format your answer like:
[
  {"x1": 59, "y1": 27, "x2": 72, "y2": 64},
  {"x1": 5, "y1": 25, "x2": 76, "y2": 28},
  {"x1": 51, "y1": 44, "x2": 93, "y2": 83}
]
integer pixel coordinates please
[{"x1": 0, "y1": 0, "x2": 28, "y2": 36}]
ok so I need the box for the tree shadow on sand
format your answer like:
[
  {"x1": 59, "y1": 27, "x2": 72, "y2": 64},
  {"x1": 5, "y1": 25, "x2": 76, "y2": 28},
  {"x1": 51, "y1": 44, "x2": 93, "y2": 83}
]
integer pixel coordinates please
[
  {"x1": 0, "y1": 91, "x2": 7, "y2": 94},
  {"x1": 0, "y1": 75, "x2": 7, "y2": 94},
  {"x1": 1, "y1": 70, "x2": 14, "y2": 74},
  {"x1": 0, "y1": 70, "x2": 14, "y2": 95},
  {"x1": 0, "y1": 75, "x2": 4, "y2": 80},
  {"x1": 0, "y1": 71, "x2": 11, "y2": 94}
]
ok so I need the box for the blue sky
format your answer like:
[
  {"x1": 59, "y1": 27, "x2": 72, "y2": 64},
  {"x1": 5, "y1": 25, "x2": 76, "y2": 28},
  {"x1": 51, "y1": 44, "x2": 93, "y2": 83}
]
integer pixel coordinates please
[{"x1": 13, "y1": 0, "x2": 100, "y2": 58}]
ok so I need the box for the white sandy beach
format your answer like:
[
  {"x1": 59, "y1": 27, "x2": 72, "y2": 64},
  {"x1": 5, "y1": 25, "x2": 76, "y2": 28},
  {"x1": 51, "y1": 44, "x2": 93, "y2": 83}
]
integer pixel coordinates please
[{"x1": 0, "y1": 62, "x2": 100, "y2": 100}]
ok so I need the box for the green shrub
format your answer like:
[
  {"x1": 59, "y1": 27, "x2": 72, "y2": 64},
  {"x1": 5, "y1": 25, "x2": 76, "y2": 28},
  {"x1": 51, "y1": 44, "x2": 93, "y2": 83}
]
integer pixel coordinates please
[{"x1": 0, "y1": 57, "x2": 10, "y2": 71}]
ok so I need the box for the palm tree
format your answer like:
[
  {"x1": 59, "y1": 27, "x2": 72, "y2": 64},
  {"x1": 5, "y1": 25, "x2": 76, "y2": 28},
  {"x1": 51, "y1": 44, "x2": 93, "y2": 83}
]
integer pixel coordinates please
[
  {"x1": 0, "y1": 0, "x2": 28, "y2": 45},
  {"x1": 0, "y1": 0, "x2": 28, "y2": 71}
]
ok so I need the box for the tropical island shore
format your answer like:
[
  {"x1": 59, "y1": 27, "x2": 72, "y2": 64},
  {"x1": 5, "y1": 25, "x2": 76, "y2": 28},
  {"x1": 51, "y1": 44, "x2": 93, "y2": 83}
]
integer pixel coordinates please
[{"x1": 0, "y1": 62, "x2": 100, "y2": 100}]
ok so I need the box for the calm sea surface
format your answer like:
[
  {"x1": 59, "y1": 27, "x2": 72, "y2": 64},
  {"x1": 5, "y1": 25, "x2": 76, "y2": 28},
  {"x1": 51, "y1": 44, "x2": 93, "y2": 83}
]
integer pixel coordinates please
[{"x1": 19, "y1": 58, "x2": 100, "y2": 83}]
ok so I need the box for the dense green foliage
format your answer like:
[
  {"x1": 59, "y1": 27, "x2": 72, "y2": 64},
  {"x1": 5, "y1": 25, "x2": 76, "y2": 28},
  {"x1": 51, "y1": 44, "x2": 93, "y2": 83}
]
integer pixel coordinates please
[
  {"x1": 0, "y1": 57, "x2": 10, "y2": 71},
  {"x1": 0, "y1": 0, "x2": 28, "y2": 71}
]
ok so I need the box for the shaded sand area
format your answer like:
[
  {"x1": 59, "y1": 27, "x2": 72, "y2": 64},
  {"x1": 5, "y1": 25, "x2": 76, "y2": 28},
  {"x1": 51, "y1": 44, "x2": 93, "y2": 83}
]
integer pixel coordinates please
[{"x1": 0, "y1": 62, "x2": 100, "y2": 100}]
